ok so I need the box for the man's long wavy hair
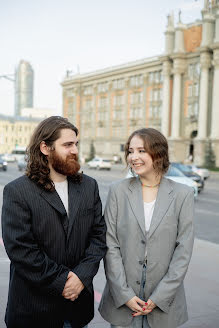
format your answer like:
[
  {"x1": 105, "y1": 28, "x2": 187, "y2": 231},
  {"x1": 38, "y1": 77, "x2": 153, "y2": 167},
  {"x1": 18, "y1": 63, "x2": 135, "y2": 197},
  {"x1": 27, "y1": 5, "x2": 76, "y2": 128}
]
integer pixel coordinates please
[
  {"x1": 125, "y1": 128, "x2": 169, "y2": 176},
  {"x1": 26, "y1": 116, "x2": 82, "y2": 191}
]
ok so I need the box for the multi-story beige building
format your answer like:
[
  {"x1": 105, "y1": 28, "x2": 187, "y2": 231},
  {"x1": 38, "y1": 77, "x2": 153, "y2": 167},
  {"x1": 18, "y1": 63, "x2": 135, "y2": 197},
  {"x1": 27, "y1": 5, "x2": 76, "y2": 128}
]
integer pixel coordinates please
[
  {"x1": 0, "y1": 115, "x2": 41, "y2": 154},
  {"x1": 62, "y1": 0, "x2": 219, "y2": 166}
]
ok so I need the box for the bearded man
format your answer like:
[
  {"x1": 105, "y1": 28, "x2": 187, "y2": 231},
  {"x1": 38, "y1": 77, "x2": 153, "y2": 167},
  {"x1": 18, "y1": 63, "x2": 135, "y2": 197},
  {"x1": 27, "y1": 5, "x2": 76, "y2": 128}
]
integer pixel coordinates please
[{"x1": 1, "y1": 116, "x2": 106, "y2": 328}]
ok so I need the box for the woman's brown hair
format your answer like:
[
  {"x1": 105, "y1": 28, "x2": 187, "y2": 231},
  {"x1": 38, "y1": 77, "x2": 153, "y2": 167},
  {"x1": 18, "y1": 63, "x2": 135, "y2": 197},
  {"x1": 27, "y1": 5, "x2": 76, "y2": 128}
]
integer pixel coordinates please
[
  {"x1": 25, "y1": 116, "x2": 81, "y2": 191},
  {"x1": 124, "y1": 128, "x2": 169, "y2": 175}
]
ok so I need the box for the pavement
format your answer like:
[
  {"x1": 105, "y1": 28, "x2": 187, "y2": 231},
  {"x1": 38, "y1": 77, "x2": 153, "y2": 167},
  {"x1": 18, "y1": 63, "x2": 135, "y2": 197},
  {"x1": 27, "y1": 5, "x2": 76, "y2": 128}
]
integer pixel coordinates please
[
  {"x1": 0, "y1": 168, "x2": 219, "y2": 327},
  {"x1": 88, "y1": 237, "x2": 219, "y2": 328}
]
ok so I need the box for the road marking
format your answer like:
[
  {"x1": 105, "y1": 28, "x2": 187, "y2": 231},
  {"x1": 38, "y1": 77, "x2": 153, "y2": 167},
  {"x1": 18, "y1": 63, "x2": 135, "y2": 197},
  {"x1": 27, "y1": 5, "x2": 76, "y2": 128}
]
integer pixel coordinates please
[
  {"x1": 94, "y1": 290, "x2": 102, "y2": 303},
  {"x1": 195, "y1": 209, "x2": 219, "y2": 217}
]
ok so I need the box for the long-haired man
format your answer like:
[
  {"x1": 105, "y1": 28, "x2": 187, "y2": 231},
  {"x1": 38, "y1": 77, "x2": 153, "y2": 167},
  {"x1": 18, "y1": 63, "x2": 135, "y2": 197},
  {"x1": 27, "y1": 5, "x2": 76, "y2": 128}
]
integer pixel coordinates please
[{"x1": 2, "y1": 116, "x2": 106, "y2": 328}]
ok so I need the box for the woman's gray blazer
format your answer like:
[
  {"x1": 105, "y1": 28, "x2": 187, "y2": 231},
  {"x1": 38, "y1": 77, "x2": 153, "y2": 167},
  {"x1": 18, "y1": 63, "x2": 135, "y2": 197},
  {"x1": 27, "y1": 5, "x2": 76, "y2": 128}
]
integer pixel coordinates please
[{"x1": 99, "y1": 176, "x2": 194, "y2": 328}]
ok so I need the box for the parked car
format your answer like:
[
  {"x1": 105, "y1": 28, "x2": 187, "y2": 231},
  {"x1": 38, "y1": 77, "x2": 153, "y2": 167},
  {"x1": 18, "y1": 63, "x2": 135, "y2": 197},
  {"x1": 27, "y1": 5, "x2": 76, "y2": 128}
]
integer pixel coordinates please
[
  {"x1": 126, "y1": 166, "x2": 198, "y2": 198},
  {"x1": 87, "y1": 158, "x2": 111, "y2": 170},
  {"x1": 165, "y1": 165, "x2": 198, "y2": 198},
  {"x1": 126, "y1": 168, "x2": 137, "y2": 178},
  {"x1": 17, "y1": 156, "x2": 26, "y2": 171},
  {"x1": 2, "y1": 153, "x2": 16, "y2": 162},
  {"x1": 171, "y1": 162, "x2": 204, "y2": 192},
  {"x1": 0, "y1": 156, "x2": 7, "y2": 171},
  {"x1": 186, "y1": 164, "x2": 210, "y2": 180}
]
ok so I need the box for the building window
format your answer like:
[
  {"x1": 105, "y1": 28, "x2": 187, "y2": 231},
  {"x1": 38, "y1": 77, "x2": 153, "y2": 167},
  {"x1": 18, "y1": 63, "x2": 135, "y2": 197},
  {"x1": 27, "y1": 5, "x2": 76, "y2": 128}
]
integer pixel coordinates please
[
  {"x1": 188, "y1": 62, "x2": 200, "y2": 80},
  {"x1": 99, "y1": 96, "x2": 108, "y2": 108},
  {"x1": 84, "y1": 98, "x2": 93, "y2": 109},
  {"x1": 113, "y1": 110, "x2": 123, "y2": 120},
  {"x1": 149, "y1": 105, "x2": 161, "y2": 118},
  {"x1": 149, "y1": 70, "x2": 162, "y2": 84},
  {"x1": 130, "y1": 92, "x2": 143, "y2": 104},
  {"x1": 84, "y1": 85, "x2": 92, "y2": 95},
  {"x1": 112, "y1": 126, "x2": 121, "y2": 137},
  {"x1": 188, "y1": 85, "x2": 193, "y2": 97},
  {"x1": 113, "y1": 94, "x2": 124, "y2": 106},
  {"x1": 113, "y1": 78, "x2": 125, "y2": 89},
  {"x1": 98, "y1": 82, "x2": 108, "y2": 93},
  {"x1": 130, "y1": 74, "x2": 143, "y2": 87},
  {"x1": 194, "y1": 83, "x2": 199, "y2": 97},
  {"x1": 149, "y1": 88, "x2": 162, "y2": 101},
  {"x1": 130, "y1": 107, "x2": 143, "y2": 119},
  {"x1": 194, "y1": 103, "x2": 198, "y2": 116},
  {"x1": 97, "y1": 127, "x2": 105, "y2": 137},
  {"x1": 98, "y1": 111, "x2": 107, "y2": 121},
  {"x1": 188, "y1": 103, "x2": 199, "y2": 118}
]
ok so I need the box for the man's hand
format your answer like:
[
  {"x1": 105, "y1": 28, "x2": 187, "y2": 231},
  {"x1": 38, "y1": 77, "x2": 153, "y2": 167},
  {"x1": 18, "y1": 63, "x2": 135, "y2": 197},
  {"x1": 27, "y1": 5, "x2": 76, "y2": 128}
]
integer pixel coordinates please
[
  {"x1": 126, "y1": 296, "x2": 146, "y2": 313},
  {"x1": 62, "y1": 271, "x2": 84, "y2": 301},
  {"x1": 132, "y1": 298, "x2": 156, "y2": 317}
]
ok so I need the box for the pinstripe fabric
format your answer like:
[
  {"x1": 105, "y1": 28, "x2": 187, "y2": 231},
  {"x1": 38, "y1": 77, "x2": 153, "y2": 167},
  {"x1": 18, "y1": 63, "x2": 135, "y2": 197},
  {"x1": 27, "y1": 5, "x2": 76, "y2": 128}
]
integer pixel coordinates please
[{"x1": 1, "y1": 174, "x2": 106, "y2": 328}]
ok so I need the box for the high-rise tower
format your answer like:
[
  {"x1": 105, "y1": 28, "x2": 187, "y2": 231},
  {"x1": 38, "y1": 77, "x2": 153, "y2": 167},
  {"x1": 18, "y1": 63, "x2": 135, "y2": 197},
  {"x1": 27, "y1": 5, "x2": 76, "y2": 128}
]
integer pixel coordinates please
[{"x1": 14, "y1": 60, "x2": 34, "y2": 117}]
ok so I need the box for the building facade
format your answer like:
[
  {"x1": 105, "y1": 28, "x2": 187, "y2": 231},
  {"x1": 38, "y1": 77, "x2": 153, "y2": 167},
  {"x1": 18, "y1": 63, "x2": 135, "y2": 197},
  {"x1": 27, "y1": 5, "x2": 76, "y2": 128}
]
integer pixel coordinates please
[
  {"x1": 21, "y1": 107, "x2": 55, "y2": 119},
  {"x1": 0, "y1": 115, "x2": 41, "y2": 154},
  {"x1": 62, "y1": 0, "x2": 219, "y2": 166},
  {"x1": 15, "y1": 60, "x2": 34, "y2": 117}
]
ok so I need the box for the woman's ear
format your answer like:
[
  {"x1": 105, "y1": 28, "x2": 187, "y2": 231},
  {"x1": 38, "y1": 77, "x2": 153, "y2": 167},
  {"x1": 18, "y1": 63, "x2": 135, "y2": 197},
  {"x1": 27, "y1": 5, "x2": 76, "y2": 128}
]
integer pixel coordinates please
[{"x1": 40, "y1": 141, "x2": 50, "y2": 156}]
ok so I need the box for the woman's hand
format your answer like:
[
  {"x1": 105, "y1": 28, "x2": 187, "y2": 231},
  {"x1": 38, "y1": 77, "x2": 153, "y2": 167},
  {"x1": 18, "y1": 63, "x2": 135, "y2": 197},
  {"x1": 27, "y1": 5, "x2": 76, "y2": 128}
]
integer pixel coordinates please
[
  {"x1": 132, "y1": 299, "x2": 156, "y2": 317},
  {"x1": 126, "y1": 296, "x2": 146, "y2": 313}
]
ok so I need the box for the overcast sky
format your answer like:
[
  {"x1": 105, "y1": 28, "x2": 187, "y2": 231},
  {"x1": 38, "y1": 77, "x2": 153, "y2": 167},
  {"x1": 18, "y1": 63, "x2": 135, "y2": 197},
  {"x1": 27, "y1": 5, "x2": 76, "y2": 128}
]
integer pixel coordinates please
[{"x1": 0, "y1": 0, "x2": 203, "y2": 116}]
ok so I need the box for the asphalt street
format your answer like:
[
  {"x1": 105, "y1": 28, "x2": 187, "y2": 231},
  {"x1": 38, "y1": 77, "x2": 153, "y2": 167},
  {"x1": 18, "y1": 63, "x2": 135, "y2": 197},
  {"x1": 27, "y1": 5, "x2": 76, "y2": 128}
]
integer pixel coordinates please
[{"x1": 0, "y1": 163, "x2": 219, "y2": 328}]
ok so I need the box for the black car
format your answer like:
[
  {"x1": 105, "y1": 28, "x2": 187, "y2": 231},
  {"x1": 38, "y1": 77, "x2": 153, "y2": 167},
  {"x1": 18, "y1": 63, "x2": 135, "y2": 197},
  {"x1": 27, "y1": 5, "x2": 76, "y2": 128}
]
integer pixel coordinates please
[
  {"x1": 0, "y1": 156, "x2": 7, "y2": 171},
  {"x1": 171, "y1": 162, "x2": 204, "y2": 192}
]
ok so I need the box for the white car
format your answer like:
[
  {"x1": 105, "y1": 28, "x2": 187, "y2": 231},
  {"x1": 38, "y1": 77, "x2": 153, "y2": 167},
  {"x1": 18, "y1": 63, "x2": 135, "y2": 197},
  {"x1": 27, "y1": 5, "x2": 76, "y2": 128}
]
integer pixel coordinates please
[
  {"x1": 126, "y1": 166, "x2": 198, "y2": 198},
  {"x1": 2, "y1": 153, "x2": 16, "y2": 162},
  {"x1": 186, "y1": 164, "x2": 210, "y2": 180},
  {"x1": 87, "y1": 158, "x2": 111, "y2": 170},
  {"x1": 166, "y1": 166, "x2": 198, "y2": 198}
]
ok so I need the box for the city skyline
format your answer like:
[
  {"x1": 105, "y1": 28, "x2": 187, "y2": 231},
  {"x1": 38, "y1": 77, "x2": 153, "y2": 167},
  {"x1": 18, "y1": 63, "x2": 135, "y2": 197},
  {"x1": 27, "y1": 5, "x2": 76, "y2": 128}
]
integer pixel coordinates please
[{"x1": 0, "y1": 0, "x2": 202, "y2": 117}]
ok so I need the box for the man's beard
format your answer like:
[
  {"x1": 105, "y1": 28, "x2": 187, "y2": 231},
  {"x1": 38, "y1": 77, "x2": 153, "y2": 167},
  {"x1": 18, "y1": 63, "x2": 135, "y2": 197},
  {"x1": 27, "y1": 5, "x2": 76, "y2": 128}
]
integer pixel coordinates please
[{"x1": 49, "y1": 151, "x2": 80, "y2": 176}]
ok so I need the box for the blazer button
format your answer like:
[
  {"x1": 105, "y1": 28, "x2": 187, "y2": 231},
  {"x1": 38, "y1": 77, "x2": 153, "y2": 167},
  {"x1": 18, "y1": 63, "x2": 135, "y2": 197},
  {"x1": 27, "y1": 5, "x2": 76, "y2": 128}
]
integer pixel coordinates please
[
  {"x1": 136, "y1": 281, "x2": 140, "y2": 285},
  {"x1": 139, "y1": 260, "x2": 143, "y2": 265},
  {"x1": 141, "y1": 240, "x2": 145, "y2": 244}
]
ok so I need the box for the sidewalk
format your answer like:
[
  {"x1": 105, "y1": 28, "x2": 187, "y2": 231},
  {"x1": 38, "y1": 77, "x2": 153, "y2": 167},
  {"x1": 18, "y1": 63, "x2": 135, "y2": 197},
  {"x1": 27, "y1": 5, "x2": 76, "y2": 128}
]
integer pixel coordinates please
[{"x1": 90, "y1": 238, "x2": 219, "y2": 328}]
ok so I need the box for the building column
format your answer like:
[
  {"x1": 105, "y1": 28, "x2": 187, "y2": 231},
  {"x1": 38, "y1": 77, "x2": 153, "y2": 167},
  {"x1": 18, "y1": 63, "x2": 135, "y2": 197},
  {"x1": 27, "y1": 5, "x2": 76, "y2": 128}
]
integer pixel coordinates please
[
  {"x1": 161, "y1": 58, "x2": 172, "y2": 137},
  {"x1": 170, "y1": 56, "x2": 185, "y2": 138},
  {"x1": 197, "y1": 51, "x2": 211, "y2": 139},
  {"x1": 124, "y1": 78, "x2": 130, "y2": 138},
  {"x1": 107, "y1": 81, "x2": 112, "y2": 139},
  {"x1": 210, "y1": 46, "x2": 219, "y2": 166}
]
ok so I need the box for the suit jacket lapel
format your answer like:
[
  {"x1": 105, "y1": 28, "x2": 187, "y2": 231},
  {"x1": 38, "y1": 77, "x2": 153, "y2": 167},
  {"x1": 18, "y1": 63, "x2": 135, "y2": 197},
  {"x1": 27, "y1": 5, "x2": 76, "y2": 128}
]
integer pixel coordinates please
[
  {"x1": 127, "y1": 177, "x2": 146, "y2": 235},
  {"x1": 40, "y1": 188, "x2": 68, "y2": 235},
  {"x1": 40, "y1": 189, "x2": 67, "y2": 216},
  {"x1": 67, "y1": 178, "x2": 82, "y2": 240},
  {"x1": 148, "y1": 177, "x2": 174, "y2": 239}
]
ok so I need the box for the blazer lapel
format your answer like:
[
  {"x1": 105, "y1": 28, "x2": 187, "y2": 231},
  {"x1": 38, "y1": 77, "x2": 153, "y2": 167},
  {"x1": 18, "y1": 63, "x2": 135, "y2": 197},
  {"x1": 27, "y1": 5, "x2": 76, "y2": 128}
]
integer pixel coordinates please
[
  {"x1": 127, "y1": 177, "x2": 146, "y2": 235},
  {"x1": 148, "y1": 177, "x2": 174, "y2": 239},
  {"x1": 67, "y1": 179, "x2": 82, "y2": 240},
  {"x1": 40, "y1": 188, "x2": 68, "y2": 235},
  {"x1": 40, "y1": 189, "x2": 67, "y2": 216}
]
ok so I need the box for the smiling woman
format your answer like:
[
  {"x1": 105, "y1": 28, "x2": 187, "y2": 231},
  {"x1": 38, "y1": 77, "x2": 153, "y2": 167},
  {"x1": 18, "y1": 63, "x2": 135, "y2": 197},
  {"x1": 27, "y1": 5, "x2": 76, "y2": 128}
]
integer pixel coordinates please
[{"x1": 99, "y1": 128, "x2": 195, "y2": 328}]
